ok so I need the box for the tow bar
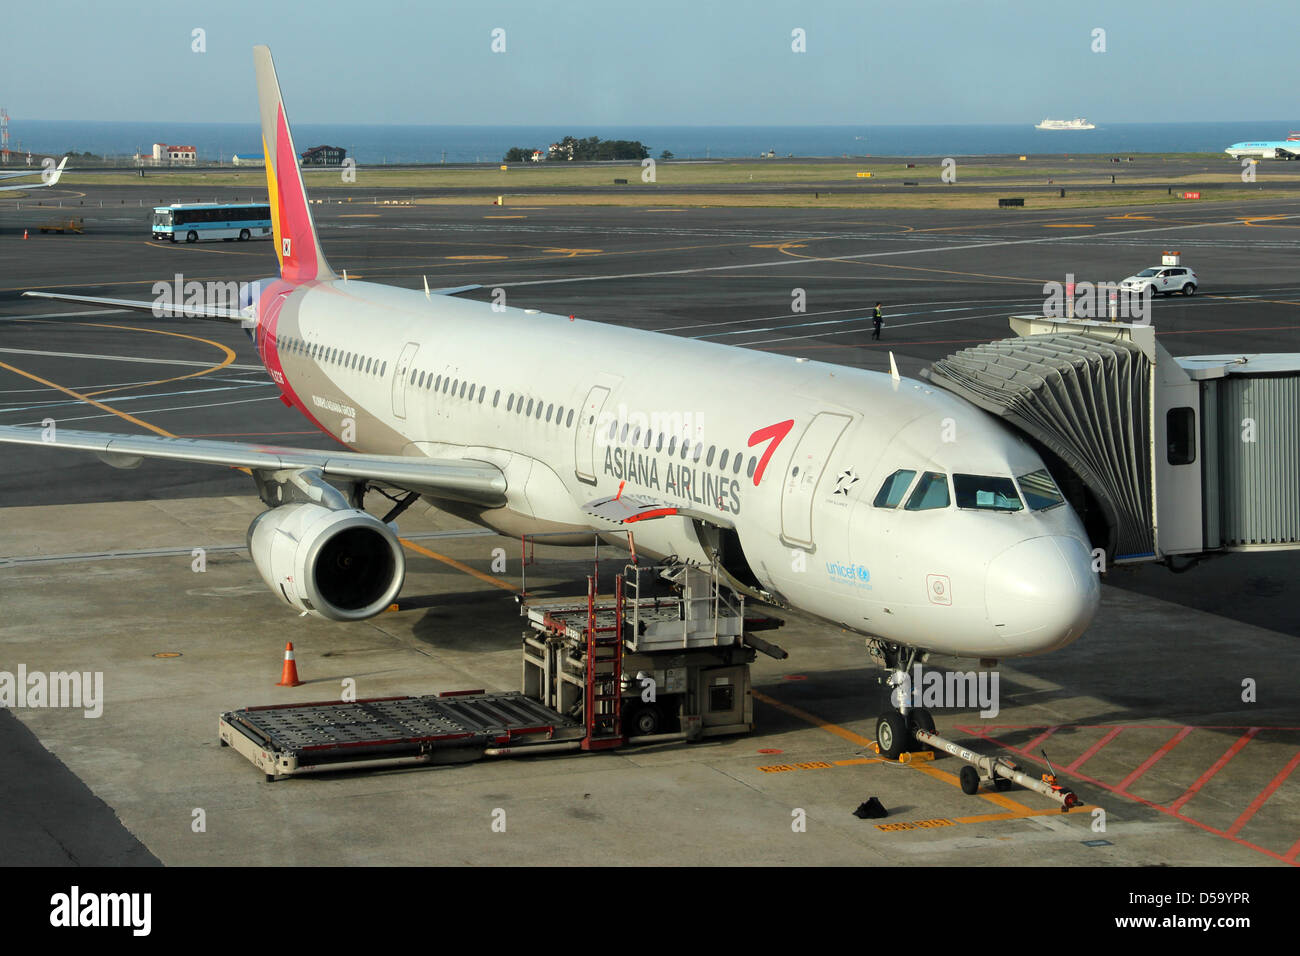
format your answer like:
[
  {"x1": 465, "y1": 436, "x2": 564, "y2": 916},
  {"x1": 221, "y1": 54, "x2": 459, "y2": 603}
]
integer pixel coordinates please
[{"x1": 912, "y1": 728, "x2": 1080, "y2": 811}]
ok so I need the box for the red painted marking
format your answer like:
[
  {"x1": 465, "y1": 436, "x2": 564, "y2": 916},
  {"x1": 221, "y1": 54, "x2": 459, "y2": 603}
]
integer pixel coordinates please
[
  {"x1": 624, "y1": 507, "x2": 678, "y2": 523},
  {"x1": 1021, "y1": 726, "x2": 1058, "y2": 754},
  {"x1": 782, "y1": 674, "x2": 807, "y2": 681},
  {"x1": 614, "y1": 480, "x2": 624, "y2": 501},
  {"x1": 958, "y1": 725, "x2": 1299, "y2": 866},
  {"x1": 1066, "y1": 726, "x2": 1124, "y2": 772},
  {"x1": 758, "y1": 748, "x2": 784, "y2": 754},
  {"x1": 1226, "y1": 748, "x2": 1300, "y2": 838},
  {"x1": 437, "y1": 689, "x2": 486, "y2": 698},
  {"x1": 747, "y1": 419, "x2": 795, "y2": 487},
  {"x1": 1115, "y1": 725, "x2": 1194, "y2": 792},
  {"x1": 1169, "y1": 727, "x2": 1260, "y2": 813}
]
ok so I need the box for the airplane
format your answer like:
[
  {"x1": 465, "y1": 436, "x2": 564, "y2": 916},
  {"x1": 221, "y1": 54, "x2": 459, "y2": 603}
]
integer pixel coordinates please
[
  {"x1": 0, "y1": 156, "x2": 68, "y2": 191},
  {"x1": 0, "y1": 46, "x2": 1100, "y2": 755},
  {"x1": 1224, "y1": 138, "x2": 1300, "y2": 160}
]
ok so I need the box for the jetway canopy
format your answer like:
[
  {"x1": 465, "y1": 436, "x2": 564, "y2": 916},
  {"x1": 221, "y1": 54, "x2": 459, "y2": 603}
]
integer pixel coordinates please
[
  {"x1": 925, "y1": 325, "x2": 1154, "y2": 560},
  {"x1": 924, "y1": 316, "x2": 1300, "y2": 565}
]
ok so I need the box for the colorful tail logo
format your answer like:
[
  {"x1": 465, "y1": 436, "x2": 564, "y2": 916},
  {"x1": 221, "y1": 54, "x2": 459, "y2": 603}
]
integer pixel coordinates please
[{"x1": 254, "y1": 45, "x2": 336, "y2": 285}]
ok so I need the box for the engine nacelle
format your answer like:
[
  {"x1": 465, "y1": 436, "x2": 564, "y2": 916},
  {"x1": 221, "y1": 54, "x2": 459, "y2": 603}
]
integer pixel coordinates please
[{"x1": 247, "y1": 503, "x2": 405, "y2": 621}]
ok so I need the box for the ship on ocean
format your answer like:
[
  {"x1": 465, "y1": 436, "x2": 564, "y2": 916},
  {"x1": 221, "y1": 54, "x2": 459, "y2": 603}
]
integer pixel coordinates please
[{"x1": 1035, "y1": 117, "x2": 1096, "y2": 130}]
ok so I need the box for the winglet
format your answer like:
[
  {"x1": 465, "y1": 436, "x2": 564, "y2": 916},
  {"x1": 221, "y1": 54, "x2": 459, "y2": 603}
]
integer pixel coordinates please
[
  {"x1": 888, "y1": 351, "x2": 900, "y2": 382},
  {"x1": 48, "y1": 156, "x2": 68, "y2": 187},
  {"x1": 253, "y1": 45, "x2": 336, "y2": 284}
]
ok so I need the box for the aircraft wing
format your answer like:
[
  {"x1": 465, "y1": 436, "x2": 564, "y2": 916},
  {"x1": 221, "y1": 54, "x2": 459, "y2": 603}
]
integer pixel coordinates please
[
  {"x1": 583, "y1": 486, "x2": 735, "y2": 529},
  {"x1": 23, "y1": 290, "x2": 252, "y2": 322},
  {"x1": 0, "y1": 157, "x2": 68, "y2": 191},
  {"x1": 0, "y1": 425, "x2": 507, "y2": 507}
]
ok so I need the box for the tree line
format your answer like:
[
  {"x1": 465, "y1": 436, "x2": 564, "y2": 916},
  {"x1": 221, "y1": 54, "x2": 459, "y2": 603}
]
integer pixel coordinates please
[{"x1": 504, "y1": 136, "x2": 650, "y2": 163}]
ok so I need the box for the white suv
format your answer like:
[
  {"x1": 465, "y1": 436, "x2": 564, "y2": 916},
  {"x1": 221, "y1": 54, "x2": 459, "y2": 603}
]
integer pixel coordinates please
[{"x1": 1120, "y1": 265, "x2": 1198, "y2": 296}]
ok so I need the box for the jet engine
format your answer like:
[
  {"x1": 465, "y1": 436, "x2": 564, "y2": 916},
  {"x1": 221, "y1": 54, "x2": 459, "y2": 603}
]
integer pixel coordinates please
[{"x1": 247, "y1": 503, "x2": 405, "y2": 621}]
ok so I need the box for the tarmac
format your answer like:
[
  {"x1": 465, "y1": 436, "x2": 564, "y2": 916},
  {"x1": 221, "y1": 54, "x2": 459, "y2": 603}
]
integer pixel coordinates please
[{"x1": 1, "y1": 180, "x2": 1297, "y2": 866}]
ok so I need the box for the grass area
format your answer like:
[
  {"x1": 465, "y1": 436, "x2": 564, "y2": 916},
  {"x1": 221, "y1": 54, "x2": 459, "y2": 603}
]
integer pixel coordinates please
[{"x1": 63, "y1": 158, "x2": 1242, "y2": 190}]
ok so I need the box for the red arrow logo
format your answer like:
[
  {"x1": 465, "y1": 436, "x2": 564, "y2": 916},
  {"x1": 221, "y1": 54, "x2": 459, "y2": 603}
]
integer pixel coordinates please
[{"x1": 747, "y1": 419, "x2": 794, "y2": 487}]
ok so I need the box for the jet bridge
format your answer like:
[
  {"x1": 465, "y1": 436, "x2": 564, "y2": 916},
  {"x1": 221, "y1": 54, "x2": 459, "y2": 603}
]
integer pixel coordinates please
[{"x1": 924, "y1": 316, "x2": 1300, "y2": 565}]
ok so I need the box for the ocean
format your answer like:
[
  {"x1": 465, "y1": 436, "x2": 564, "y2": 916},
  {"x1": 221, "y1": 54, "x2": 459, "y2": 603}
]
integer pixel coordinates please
[{"x1": 5, "y1": 120, "x2": 1294, "y2": 165}]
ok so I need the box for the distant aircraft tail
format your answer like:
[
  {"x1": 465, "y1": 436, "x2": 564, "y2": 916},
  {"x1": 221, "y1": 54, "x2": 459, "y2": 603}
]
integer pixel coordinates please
[{"x1": 253, "y1": 45, "x2": 336, "y2": 284}]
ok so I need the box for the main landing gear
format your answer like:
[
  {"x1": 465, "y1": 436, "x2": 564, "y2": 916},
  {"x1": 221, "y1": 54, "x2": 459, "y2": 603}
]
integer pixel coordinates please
[{"x1": 868, "y1": 639, "x2": 933, "y2": 760}]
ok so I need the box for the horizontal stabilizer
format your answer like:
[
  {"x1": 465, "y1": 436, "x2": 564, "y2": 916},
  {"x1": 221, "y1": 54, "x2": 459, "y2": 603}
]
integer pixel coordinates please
[
  {"x1": 428, "y1": 284, "x2": 482, "y2": 297},
  {"x1": 22, "y1": 290, "x2": 252, "y2": 322}
]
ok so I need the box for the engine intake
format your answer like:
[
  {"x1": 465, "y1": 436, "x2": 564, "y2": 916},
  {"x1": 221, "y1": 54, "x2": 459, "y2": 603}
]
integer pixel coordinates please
[{"x1": 247, "y1": 503, "x2": 405, "y2": 621}]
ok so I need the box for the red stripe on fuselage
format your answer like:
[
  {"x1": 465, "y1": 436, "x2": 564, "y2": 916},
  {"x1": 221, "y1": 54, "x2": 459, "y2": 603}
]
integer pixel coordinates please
[{"x1": 255, "y1": 279, "x2": 341, "y2": 445}]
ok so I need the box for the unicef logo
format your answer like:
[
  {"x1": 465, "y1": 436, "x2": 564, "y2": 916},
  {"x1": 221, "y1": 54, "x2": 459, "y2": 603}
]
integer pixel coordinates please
[{"x1": 857, "y1": 566, "x2": 870, "y2": 583}]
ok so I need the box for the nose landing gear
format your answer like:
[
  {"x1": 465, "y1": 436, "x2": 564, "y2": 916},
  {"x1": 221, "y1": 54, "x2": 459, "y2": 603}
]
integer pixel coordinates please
[{"x1": 869, "y1": 639, "x2": 934, "y2": 759}]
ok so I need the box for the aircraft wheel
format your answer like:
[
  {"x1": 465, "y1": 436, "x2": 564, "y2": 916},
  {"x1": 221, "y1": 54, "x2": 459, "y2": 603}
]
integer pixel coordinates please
[
  {"x1": 876, "y1": 712, "x2": 909, "y2": 760},
  {"x1": 909, "y1": 706, "x2": 935, "y2": 738},
  {"x1": 959, "y1": 765, "x2": 981, "y2": 795}
]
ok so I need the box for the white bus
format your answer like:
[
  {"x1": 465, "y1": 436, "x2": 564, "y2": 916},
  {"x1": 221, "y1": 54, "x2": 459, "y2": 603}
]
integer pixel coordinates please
[{"x1": 151, "y1": 203, "x2": 273, "y2": 243}]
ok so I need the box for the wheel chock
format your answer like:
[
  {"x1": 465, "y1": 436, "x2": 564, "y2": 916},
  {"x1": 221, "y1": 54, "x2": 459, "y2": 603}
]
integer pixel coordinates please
[{"x1": 870, "y1": 742, "x2": 936, "y2": 763}]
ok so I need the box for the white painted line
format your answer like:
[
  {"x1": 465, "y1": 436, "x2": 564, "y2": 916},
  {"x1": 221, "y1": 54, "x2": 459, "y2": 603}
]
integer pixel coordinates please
[
  {"x1": 0, "y1": 309, "x2": 133, "y2": 321},
  {"x1": 493, "y1": 217, "x2": 1284, "y2": 289},
  {"x1": 0, "y1": 346, "x2": 263, "y2": 371}
]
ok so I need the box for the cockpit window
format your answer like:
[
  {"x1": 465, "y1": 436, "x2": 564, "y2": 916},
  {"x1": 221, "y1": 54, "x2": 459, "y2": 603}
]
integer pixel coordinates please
[
  {"x1": 873, "y1": 469, "x2": 917, "y2": 508},
  {"x1": 903, "y1": 471, "x2": 950, "y2": 511},
  {"x1": 953, "y1": 474, "x2": 1023, "y2": 512},
  {"x1": 1016, "y1": 469, "x2": 1066, "y2": 511}
]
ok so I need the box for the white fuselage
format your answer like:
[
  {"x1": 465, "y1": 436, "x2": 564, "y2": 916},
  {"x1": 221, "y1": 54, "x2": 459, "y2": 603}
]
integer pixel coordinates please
[
  {"x1": 257, "y1": 278, "x2": 1100, "y2": 660},
  {"x1": 1224, "y1": 141, "x2": 1300, "y2": 159}
]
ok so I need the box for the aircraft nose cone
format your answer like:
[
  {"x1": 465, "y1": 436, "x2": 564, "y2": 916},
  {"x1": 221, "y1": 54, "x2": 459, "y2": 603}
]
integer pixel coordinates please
[{"x1": 985, "y1": 536, "x2": 1100, "y2": 653}]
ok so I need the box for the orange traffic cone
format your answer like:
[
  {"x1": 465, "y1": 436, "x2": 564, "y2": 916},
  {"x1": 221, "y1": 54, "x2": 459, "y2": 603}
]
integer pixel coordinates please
[
  {"x1": 23, "y1": 229, "x2": 28, "y2": 239},
  {"x1": 275, "y1": 641, "x2": 302, "y2": 687}
]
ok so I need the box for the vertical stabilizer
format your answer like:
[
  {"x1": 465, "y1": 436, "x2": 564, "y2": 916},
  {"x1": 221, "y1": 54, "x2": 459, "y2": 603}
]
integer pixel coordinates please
[{"x1": 253, "y1": 45, "x2": 336, "y2": 284}]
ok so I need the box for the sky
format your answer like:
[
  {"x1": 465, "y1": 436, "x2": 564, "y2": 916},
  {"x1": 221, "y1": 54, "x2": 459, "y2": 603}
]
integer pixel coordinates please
[{"x1": 2, "y1": 0, "x2": 1296, "y2": 126}]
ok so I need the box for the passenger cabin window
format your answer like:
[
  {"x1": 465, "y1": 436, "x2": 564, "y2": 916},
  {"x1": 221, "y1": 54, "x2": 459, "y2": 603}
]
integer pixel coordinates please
[
  {"x1": 873, "y1": 469, "x2": 917, "y2": 508},
  {"x1": 1167, "y1": 407, "x2": 1196, "y2": 465},
  {"x1": 904, "y1": 472, "x2": 951, "y2": 511},
  {"x1": 1017, "y1": 469, "x2": 1066, "y2": 511},
  {"x1": 953, "y1": 474, "x2": 1023, "y2": 512}
]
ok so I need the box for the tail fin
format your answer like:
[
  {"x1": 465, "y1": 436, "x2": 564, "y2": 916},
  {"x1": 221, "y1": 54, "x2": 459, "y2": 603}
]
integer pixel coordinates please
[{"x1": 253, "y1": 45, "x2": 336, "y2": 284}]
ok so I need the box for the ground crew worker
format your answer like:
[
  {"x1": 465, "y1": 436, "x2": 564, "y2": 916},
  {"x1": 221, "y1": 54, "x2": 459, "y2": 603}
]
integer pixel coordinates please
[{"x1": 872, "y1": 302, "x2": 884, "y2": 340}]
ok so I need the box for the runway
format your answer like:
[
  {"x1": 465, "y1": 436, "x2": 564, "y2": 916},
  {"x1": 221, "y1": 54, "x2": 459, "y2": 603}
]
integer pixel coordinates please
[{"x1": 1, "y1": 184, "x2": 1297, "y2": 867}]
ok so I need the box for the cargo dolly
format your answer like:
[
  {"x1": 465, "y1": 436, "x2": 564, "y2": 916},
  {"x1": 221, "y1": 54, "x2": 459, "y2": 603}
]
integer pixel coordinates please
[
  {"x1": 220, "y1": 556, "x2": 785, "y2": 779},
  {"x1": 219, "y1": 691, "x2": 582, "y2": 780}
]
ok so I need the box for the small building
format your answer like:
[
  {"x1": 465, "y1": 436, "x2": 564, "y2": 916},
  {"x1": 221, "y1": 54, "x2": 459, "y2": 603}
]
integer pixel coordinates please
[
  {"x1": 231, "y1": 154, "x2": 263, "y2": 167},
  {"x1": 300, "y1": 145, "x2": 346, "y2": 166},
  {"x1": 530, "y1": 150, "x2": 544, "y2": 163},
  {"x1": 152, "y1": 143, "x2": 197, "y2": 166}
]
